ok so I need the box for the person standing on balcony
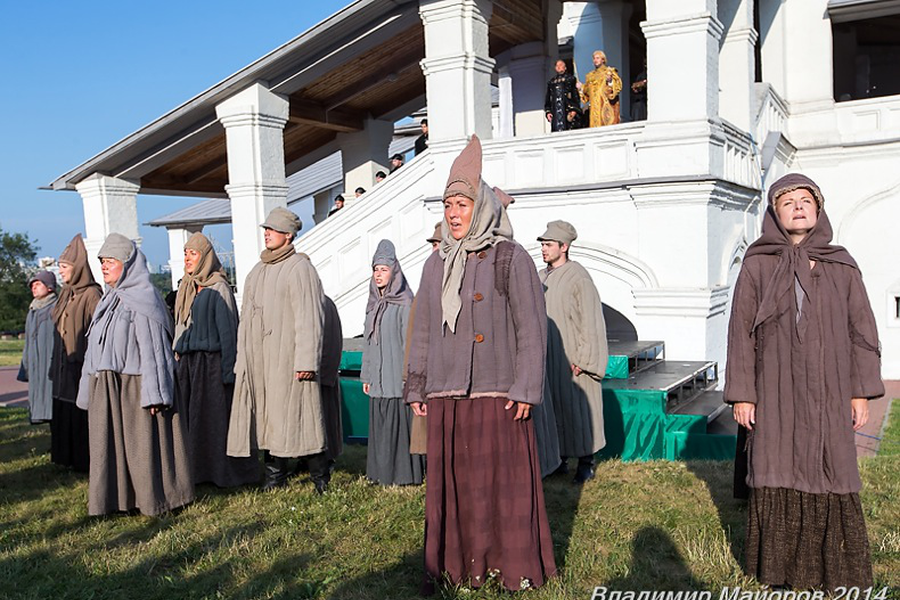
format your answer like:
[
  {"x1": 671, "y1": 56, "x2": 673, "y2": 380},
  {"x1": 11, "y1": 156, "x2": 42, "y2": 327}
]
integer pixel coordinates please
[
  {"x1": 725, "y1": 174, "x2": 883, "y2": 591},
  {"x1": 545, "y1": 59, "x2": 582, "y2": 132},
  {"x1": 173, "y1": 232, "x2": 259, "y2": 488},
  {"x1": 77, "y1": 234, "x2": 194, "y2": 516},
  {"x1": 226, "y1": 207, "x2": 332, "y2": 493},
  {"x1": 389, "y1": 153, "x2": 404, "y2": 173},
  {"x1": 538, "y1": 221, "x2": 608, "y2": 484},
  {"x1": 362, "y1": 239, "x2": 423, "y2": 486},
  {"x1": 415, "y1": 119, "x2": 429, "y2": 155},
  {"x1": 405, "y1": 135, "x2": 556, "y2": 593},
  {"x1": 327, "y1": 195, "x2": 345, "y2": 217},
  {"x1": 19, "y1": 270, "x2": 58, "y2": 424},
  {"x1": 49, "y1": 235, "x2": 101, "y2": 472},
  {"x1": 630, "y1": 61, "x2": 647, "y2": 122},
  {"x1": 580, "y1": 50, "x2": 622, "y2": 127}
]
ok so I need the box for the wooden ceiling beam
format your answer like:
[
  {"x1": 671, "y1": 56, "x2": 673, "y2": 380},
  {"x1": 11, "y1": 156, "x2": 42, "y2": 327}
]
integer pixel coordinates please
[{"x1": 288, "y1": 99, "x2": 365, "y2": 132}]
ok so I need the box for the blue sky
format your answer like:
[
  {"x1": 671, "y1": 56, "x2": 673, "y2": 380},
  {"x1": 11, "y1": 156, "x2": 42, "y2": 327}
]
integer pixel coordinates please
[{"x1": 0, "y1": 0, "x2": 348, "y2": 269}]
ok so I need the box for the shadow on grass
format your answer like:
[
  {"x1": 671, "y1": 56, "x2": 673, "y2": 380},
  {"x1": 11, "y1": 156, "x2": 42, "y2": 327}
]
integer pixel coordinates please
[
  {"x1": 325, "y1": 550, "x2": 424, "y2": 600},
  {"x1": 543, "y1": 470, "x2": 584, "y2": 571},
  {"x1": 685, "y1": 460, "x2": 747, "y2": 566},
  {"x1": 604, "y1": 526, "x2": 706, "y2": 591}
]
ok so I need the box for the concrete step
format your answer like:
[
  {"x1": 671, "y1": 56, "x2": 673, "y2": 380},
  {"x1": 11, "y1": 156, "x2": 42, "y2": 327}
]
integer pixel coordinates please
[{"x1": 707, "y1": 404, "x2": 739, "y2": 436}]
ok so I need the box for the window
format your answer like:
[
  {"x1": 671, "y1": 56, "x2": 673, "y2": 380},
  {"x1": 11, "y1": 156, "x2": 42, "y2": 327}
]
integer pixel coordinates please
[{"x1": 832, "y1": 14, "x2": 900, "y2": 102}]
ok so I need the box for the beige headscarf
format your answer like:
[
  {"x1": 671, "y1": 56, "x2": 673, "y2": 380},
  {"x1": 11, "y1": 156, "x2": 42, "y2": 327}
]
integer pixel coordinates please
[
  {"x1": 438, "y1": 135, "x2": 513, "y2": 333},
  {"x1": 174, "y1": 232, "x2": 230, "y2": 325}
]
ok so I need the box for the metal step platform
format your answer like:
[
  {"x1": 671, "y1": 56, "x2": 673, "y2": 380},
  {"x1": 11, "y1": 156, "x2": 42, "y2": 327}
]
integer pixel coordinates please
[
  {"x1": 671, "y1": 390, "x2": 728, "y2": 424},
  {"x1": 604, "y1": 360, "x2": 719, "y2": 408},
  {"x1": 606, "y1": 340, "x2": 665, "y2": 377}
]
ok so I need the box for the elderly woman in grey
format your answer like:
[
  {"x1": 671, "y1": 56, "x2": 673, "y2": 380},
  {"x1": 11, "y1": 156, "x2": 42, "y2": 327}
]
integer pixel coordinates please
[
  {"x1": 174, "y1": 232, "x2": 258, "y2": 488},
  {"x1": 77, "y1": 233, "x2": 194, "y2": 516},
  {"x1": 362, "y1": 239, "x2": 423, "y2": 485}
]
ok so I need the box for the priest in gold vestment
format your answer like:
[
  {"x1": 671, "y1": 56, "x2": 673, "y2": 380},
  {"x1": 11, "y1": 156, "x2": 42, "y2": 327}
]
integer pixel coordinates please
[{"x1": 580, "y1": 50, "x2": 623, "y2": 127}]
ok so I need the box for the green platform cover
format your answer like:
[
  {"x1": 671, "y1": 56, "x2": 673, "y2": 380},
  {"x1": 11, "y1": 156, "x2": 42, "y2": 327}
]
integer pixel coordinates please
[{"x1": 603, "y1": 355, "x2": 629, "y2": 379}]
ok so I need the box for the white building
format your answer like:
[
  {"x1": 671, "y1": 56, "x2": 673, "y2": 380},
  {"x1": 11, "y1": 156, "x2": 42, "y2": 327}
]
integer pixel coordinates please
[{"x1": 50, "y1": 0, "x2": 900, "y2": 379}]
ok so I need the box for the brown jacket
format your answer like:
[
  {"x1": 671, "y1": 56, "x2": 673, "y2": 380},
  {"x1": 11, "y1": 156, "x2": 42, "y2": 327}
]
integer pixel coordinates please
[{"x1": 405, "y1": 241, "x2": 547, "y2": 405}]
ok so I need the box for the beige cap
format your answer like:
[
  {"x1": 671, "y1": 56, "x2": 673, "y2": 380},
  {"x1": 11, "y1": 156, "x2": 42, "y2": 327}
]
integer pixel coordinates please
[
  {"x1": 426, "y1": 221, "x2": 442, "y2": 244},
  {"x1": 537, "y1": 220, "x2": 578, "y2": 245},
  {"x1": 260, "y1": 207, "x2": 301, "y2": 235}
]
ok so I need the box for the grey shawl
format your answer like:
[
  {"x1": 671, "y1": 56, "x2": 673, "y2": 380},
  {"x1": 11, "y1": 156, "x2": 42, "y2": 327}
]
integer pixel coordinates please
[
  {"x1": 77, "y1": 245, "x2": 177, "y2": 409},
  {"x1": 20, "y1": 293, "x2": 58, "y2": 422},
  {"x1": 364, "y1": 240, "x2": 414, "y2": 343},
  {"x1": 362, "y1": 303, "x2": 410, "y2": 398}
]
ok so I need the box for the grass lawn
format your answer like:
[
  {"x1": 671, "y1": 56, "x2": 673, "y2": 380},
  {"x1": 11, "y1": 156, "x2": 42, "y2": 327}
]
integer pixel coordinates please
[
  {"x1": 0, "y1": 339, "x2": 24, "y2": 367},
  {"x1": 0, "y1": 407, "x2": 897, "y2": 600}
]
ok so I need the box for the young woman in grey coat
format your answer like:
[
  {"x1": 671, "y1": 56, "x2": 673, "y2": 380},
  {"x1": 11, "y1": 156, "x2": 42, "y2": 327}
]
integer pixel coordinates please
[
  {"x1": 19, "y1": 270, "x2": 58, "y2": 423},
  {"x1": 77, "y1": 233, "x2": 194, "y2": 516},
  {"x1": 362, "y1": 239, "x2": 423, "y2": 485}
]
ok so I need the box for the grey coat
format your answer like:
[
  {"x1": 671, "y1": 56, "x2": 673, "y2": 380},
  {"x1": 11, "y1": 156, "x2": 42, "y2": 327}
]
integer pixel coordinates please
[
  {"x1": 405, "y1": 242, "x2": 547, "y2": 405},
  {"x1": 21, "y1": 296, "x2": 58, "y2": 422},
  {"x1": 362, "y1": 303, "x2": 410, "y2": 399},
  {"x1": 174, "y1": 281, "x2": 238, "y2": 385}
]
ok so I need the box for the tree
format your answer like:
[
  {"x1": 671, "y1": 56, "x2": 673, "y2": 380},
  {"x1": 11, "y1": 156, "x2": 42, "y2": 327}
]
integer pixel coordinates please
[{"x1": 0, "y1": 226, "x2": 38, "y2": 333}]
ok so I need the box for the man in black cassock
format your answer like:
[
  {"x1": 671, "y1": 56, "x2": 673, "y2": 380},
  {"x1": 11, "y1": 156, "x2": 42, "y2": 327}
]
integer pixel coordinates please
[{"x1": 545, "y1": 59, "x2": 582, "y2": 132}]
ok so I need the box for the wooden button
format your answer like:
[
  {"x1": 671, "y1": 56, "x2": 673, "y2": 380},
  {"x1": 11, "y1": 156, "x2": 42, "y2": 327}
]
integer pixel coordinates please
[
  {"x1": 474, "y1": 292, "x2": 484, "y2": 302},
  {"x1": 477, "y1": 251, "x2": 486, "y2": 259},
  {"x1": 474, "y1": 333, "x2": 485, "y2": 343}
]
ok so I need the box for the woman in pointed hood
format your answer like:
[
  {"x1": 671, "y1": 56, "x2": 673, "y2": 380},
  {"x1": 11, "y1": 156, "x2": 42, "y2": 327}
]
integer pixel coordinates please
[
  {"x1": 48, "y1": 235, "x2": 102, "y2": 471},
  {"x1": 725, "y1": 174, "x2": 883, "y2": 590},
  {"x1": 174, "y1": 232, "x2": 258, "y2": 488},
  {"x1": 77, "y1": 233, "x2": 194, "y2": 516},
  {"x1": 361, "y1": 239, "x2": 422, "y2": 485},
  {"x1": 404, "y1": 135, "x2": 556, "y2": 593}
]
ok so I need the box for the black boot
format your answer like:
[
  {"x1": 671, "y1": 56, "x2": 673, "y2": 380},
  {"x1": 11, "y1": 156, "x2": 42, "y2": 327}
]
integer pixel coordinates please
[
  {"x1": 263, "y1": 455, "x2": 292, "y2": 490},
  {"x1": 307, "y1": 452, "x2": 331, "y2": 495},
  {"x1": 573, "y1": 456, "x2": 595, "y2": 484},
  {"x1": 551, "y1": 458, "x2": 570, "y2": 477}
]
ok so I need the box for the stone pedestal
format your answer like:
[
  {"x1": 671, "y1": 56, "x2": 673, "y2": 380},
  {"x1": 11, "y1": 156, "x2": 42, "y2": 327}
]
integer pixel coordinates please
[
  {"x1": 216, "y1": 83, "x2": 289, "y2": 295},
  {"x1": 642, "y1": 0, "x2": 722, "y2": 122},
  {"x1": 508, "y1": 42, "x2": 550, "y2": 136},
  {"x1": 75, "y1": 173, "x2": 141, "y2": 285},
  {"x1": 419, "y1": 0, "x2": 495, "y2": 143}
]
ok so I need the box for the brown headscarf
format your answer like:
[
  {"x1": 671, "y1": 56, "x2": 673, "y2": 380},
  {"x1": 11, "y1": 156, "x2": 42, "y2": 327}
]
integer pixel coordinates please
[
  {"x1": 51, "y1": 235, "x2": 102, "y2": 354},
  {"x1": 174, "y1": 232, "x2": 230, "y2": 325},
  {"x1": 438, "y1": 135, "x2": 514, "y2": 333},
  {"x1": 745, "y1": 174, "x2": 856, "y2": 341}
]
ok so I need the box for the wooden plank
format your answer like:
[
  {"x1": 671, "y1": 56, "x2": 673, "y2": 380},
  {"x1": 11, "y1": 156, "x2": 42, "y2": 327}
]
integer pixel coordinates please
[{"x1": 288, "y1": 99, "x2": 365, "y2": 132}]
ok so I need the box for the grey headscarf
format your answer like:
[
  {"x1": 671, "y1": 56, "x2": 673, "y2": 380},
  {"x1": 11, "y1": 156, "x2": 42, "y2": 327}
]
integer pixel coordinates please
[
  {"x1": 438, "y1": 136, "x2": 513, "y2": 333},
  {"x1": 364, "y1": 240, "x2": 413, "y2": 343}
]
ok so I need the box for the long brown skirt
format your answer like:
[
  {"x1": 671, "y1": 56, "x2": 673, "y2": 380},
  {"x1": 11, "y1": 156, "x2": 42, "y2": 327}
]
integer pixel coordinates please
[
  {"x1": 424, "y1": 396, "x2": 557, "y2": 592},
  {"x1": 176, "y1": 352, "x2": 260, "y2": 487},
  {"x1": 746, "y1": 487, "x2": 873, "y2": 590},
  {"x1": 87, "y1": 371, "x2": 195, "y2": 516}
]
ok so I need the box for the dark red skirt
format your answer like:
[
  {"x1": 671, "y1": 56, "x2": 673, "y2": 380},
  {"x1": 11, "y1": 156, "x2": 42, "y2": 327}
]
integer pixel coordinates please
[{"x1": 423, "y1": 396, "x2": 557, "y2": 592}]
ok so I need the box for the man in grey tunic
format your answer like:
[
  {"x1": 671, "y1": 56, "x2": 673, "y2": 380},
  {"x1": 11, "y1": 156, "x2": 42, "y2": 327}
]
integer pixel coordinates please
[
  {"x1": 19, "y1": 270, "x2": 58, "y2": 423},
  {"x1": 538, "y1": 221, "x2": 608, "y2": 483},
  {"x1": 227, "y1": 207, "x2": 331, "y2": 493}
]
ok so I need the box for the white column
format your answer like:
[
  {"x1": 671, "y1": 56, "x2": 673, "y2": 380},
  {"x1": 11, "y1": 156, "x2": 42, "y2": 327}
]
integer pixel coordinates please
[
  {"x1": 419, "y1": 0, "x2": 495, "y2": 143},
  {"x1": 166, "y1": 225, "x2": 203, "y2": 289},
  {"x1": 568, "y1": 0, "x2": 632, "y2": 116},
  {"x1": 718, "y1": 0, "x2": 757, "y2": 131},
  {"x1": 337, "y1": 118, "x2": 393, "y2": 197},
  {"x1": 497, "y1": 65, "x2": 515, "y2": 139},
  {"x1": 75, "y1": 173, "x2": 141, "y2": 285},
  {"x1": 216, "y1": 83, "x2": 289, "y2": 295},
  {"x1": 313, "y1": 190, "x2": 333, "y2": 225},
  {"x1": 642, "y1": 0, "x2": 723, "y2": 122},
  {"x1": 508, "y1": 42, "x2": 550, "y2": 136}
]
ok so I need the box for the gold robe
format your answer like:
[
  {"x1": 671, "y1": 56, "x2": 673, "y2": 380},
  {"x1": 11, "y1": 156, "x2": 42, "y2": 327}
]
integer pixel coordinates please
[{"x1": 581, "y1": 66, "x2": 623, "y2": 127}]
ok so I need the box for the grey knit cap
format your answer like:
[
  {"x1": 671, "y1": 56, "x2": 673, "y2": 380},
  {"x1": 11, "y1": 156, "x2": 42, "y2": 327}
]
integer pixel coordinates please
[
  {"x1": 28, "y1": 270, "x2": 57, "y2": 292},
  {"x1": 537, "y1": 220, "x2": 578, "y2": 245},
  {"x1": 98, "y1": 233, "x2": 135, "y2": 262},
  {"x1": 372, "y1": 239, "x2": 397, "y2": 268},
  {"x1": 260, "y1": 207, "x2": 302, "y2": 235}
]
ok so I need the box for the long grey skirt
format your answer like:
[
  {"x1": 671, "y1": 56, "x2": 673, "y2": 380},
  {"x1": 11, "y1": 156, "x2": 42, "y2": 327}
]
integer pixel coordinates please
[
  {"x1": 87, "y1": 371, "x2": 194, "y2": 516},
  {"x1": 367, "y1": 396, "x2": 424, "y2": 485},
  {"x1": 176, "y1": 352, "x2": 260, "y2": 487}
]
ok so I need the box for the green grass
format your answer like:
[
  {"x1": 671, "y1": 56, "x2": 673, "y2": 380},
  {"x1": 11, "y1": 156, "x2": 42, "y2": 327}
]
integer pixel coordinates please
[
  {"x1": 0, "y1": 338, "x2": 24, "y2": 367},
  {"x1": 0, "y1": 407, "x2": 897, "y2": 600},
  {"x1": 878, "y1": 398, "x2": 900, "y2": 457}
]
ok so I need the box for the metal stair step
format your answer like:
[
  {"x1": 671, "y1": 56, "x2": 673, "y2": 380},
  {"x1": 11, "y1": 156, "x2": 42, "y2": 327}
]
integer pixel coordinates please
[
  {"x1": 604, "y1": 359, "x2": 719, "y2": 407},
  {"x1": 607, "y1": 340, "x2": 665, "y2": 376},
  {"x1": 670, "y1": 390, "x2": 728, "y2": 423}
]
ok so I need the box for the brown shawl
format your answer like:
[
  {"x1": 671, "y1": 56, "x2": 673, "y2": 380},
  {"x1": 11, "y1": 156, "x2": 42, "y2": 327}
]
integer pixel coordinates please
[
  {"x1": 746, "y1": 174, "x2": 856, "y2": 341},
  {"x1": 174, "y1": 232, "x2": 230, "y2": 325},
  {"x1": 51, "y1": 235, "x2": 102, "y2": 355}
]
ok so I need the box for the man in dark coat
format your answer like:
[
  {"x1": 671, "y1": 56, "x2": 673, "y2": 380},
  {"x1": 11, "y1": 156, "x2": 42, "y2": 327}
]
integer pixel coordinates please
[
  {"x1": 414, "y1": 119, "x2": 428, "y2": 155},
  {"x1": 544, "y1": 59, "x2": 582, "y2": 132}
]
